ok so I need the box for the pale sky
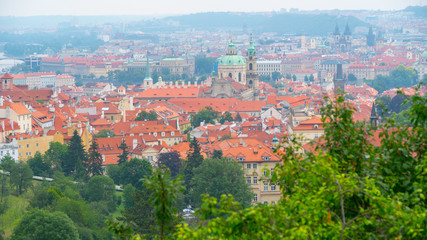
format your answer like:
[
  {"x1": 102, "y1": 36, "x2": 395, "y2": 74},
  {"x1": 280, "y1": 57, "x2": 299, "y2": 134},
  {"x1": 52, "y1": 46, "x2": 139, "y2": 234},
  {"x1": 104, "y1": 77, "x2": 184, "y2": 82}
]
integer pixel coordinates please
[{"x1": 0, "y1": 0, "x2": 424, "y2": 16}]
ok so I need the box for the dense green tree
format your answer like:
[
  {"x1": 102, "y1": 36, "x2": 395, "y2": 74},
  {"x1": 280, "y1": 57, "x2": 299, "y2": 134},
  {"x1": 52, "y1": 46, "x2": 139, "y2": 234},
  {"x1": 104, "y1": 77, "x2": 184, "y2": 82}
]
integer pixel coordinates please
[
  {"x1": 27, "y1": 152, "x2": 50, "y2": 177},
  {"x1": 145, "y1": 168, "x2": 183, "y2": 240},
  {"x1": 292, "y1": 74, "x2": 297, "y2": 81},
  {"x1": 94, "y1": 129, "x2": 115, "y2": 138},
  {"x1": 0, "y1": 175, "x2": 9, "y2": 215},
  {"x1": 183, "y1": 138, "x2": 204, "y2": 200},
  {"x1": 63, "y1": 130, "x2": 87, "y2": 178},
  {"x1": 55, "y1": 198, "x2": 97, "y2": 229},
  {"x1": 368, "y1": 65, "x2": 418, "y2": 93},
  {"x1": 271, "y1": 71, "x2": 282, "y2": 81},
  {"x1": 157, "y1": 151, "x2": 181, "y2": 177},
  {"x1": 348, "y1": 73, "x2": 357, "y2": 82},
  {"x1": 106, "y1": 165, "x2": 121, "y2": 185},
  {"x1": 135, "y1": 110, "x2": 158, "y2": 121},
  {"x1": 44, "y1": 142, "x2": 68, "y2": 174},
  {"x1": 259, "y1": 75, "x2": 271, "y2": 82},
  {"x1": 190, "y1": 106, "x2": 218, "y2": 127},
  {"x1": 234, "y1": 112, "x2": 242, "y2": 122},
  {"x1": 173, "y1": 90, "x2": 426, "y2": 239},
  {"x1": 0, "y1": 155, "x2": 16, "y2": 172},
  {"x1": 309, "y1": 74, "x2": 314, "y2": 82},
  {"x1": 122, "y1": 184, "x2": 136, "y2": 209},
  {"x1": 10, "y1": 209, "x2": 79, "y2": 240},
  {"x1": 10, "y1": 161, "x2": 33, "y2": 195},
  {"x1": 212, "y1": 149, "x2": 223, "y2": 159},
  {"x1": 218, "y1": 111, "x2": 233, "y2": 124},
  {"x1": 87, "y1": 138, "x2": 103, "y2": 176},
  {"x1": 120, "y1": 158, "x2": 152, "y2": 188},
  {"x1": 122, "y1": 187, "x2": 155, "y2": 236},
  {"x1": 304, "y1": 75, "x2": 308, "y2": 82},
  {"x1": 30, "y1": 185, "x2": 63, "y2": 209},
  {"x1": 189, "y1": 158, "x2": 253, "y2": 208},
  {"x1": 84, "y1": 175, "x2": 116, "y2": 212},
  {"x1": 117, "y1": 139, "x2": 130, "y2": 165}
]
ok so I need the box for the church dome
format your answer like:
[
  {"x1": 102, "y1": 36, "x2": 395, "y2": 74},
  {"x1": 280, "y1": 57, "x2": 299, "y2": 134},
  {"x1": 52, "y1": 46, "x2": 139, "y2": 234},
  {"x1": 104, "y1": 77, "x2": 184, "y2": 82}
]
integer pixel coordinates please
[{"x1": 218, "y1": 55, "x2": 246, "y2": 66}]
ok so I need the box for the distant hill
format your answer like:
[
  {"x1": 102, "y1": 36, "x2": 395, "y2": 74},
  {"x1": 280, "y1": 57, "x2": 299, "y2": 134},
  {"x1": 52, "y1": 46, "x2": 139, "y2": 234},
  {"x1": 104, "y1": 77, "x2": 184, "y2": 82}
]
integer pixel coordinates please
[
  {"x1": 402, "y1": 6, "x2": 427, "y2": 18},
  {"x1": 163, "y1": 12, "x2": 369, "y2": 36}
]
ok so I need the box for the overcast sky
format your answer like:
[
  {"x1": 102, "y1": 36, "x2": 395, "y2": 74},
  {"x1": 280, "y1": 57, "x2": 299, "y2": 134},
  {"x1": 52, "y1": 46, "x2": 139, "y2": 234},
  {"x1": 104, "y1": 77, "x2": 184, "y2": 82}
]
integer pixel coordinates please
[{"x1": 0, "y1": 0, "x2": 424, "y2": 16}]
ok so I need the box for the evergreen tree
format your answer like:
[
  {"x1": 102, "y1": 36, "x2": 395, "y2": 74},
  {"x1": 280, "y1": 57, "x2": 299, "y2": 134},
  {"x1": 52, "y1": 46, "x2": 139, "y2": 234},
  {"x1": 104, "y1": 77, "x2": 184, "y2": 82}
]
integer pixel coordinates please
[
  {"x1": 118, "y1": 139, "x2": 129, "y2": 165},
  {"x1": 234, "y1": 112, "x2": 242, "y2": 122},
  {"x1": 183, "y1": 138, "x2": 204, "y2": 199},
  {"x1": 63, "y1": 130, "x2": 87, "y2": 178},
  {"x1": 87, "y1": 138, "x2": 103, "y2": 176}
]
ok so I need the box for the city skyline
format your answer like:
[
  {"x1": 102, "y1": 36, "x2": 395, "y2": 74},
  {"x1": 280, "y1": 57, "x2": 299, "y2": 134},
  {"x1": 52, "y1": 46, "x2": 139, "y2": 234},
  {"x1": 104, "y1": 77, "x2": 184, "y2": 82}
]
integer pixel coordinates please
[{"x1": 1, "y1": 0, "x2": 425, "y2": 17}]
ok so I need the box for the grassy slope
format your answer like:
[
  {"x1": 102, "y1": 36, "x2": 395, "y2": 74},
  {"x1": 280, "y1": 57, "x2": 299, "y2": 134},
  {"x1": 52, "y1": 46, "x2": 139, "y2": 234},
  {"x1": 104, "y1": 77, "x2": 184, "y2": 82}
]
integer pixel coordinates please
[{"x1": 0, "y1": 194, "x2": 30, "y2": 238}]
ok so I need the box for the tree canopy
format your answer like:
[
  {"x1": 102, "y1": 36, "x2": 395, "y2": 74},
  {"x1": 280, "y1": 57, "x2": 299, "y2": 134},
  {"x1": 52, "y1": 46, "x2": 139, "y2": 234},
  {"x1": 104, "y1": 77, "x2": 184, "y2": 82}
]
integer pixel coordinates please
[
  {"x1": 190, "y1": 106, "x2": 218, "y2": 127},
  {"x1": 135, "y1": 110, "x2": 158, "y2": 121},
  {"x1": 11, "y1": 209, "x2": 79, "y2": 240},
  {"x1": 190, "y1": 158, "x2": 253, "y2": 208}
]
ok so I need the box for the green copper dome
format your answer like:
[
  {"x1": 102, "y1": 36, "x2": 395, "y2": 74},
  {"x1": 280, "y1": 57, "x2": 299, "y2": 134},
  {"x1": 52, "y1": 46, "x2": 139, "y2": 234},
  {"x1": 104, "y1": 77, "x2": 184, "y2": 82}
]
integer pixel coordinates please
[
  {"x1": 421, "y1": 51, "x2": 427, "y2": 58},
  {"x1": 218, "y1": 55, "x2": 246, "y2": 66}
]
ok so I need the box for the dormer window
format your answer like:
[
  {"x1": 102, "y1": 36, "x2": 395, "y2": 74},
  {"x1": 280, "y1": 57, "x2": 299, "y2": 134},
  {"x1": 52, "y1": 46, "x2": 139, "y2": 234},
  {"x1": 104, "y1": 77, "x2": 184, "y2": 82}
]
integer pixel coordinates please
[
  {"x1": 237, "y1": 157, "x2": 245, "y2": 162},
  {"x1": 262, "y1": 156, "x2": 271, "y2": 161},
  {"x1": 161, "y1": 132, "x2": 165, "y2": 137},
  {"x1": 171, "y1": 131, "x2": 175, "y2": 136},
  {"x1": 314, "y1": 124, "x2": 318, "y2": 129}
]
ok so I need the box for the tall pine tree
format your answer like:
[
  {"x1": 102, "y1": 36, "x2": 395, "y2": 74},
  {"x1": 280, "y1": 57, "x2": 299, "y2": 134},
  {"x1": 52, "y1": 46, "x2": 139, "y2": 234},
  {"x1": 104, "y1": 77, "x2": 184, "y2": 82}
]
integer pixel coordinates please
[
  {"x1": 118, "y1": 139, "x2": 130, "y2": 165},
  {"x1": 63, "y1": 130, "x2": 88, "y2": 178},
  {"x1": 183, "y1": 137, "x2": 204, "y2": 200},
  {"x1": 87, "y1": 138, "x2": 103, "y2": 176}
]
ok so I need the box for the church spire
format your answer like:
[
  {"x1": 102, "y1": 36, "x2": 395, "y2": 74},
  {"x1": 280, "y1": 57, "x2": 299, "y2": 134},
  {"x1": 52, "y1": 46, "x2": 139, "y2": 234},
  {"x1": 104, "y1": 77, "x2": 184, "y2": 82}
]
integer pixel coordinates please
[
  {"x1": 247, "y1": 33, "x2": 256, "y2": 56},
  {"x1": 344, "y1": 22, "x2": 351, "y2": 35},
  {"x1": 334, "y1": 23, "x2": 340, "y2": 35}
]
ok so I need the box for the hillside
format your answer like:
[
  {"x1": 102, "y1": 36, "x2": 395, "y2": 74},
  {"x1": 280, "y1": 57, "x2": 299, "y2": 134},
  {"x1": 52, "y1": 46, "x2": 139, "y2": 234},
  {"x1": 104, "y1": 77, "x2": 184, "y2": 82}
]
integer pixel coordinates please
[{"x1": 163, "y1": 12, "x2": 369, "y2": 35}]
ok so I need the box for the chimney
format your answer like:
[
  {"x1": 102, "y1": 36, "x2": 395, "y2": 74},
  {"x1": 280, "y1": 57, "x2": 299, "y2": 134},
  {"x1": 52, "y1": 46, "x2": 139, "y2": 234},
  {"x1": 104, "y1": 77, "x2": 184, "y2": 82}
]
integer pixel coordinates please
[
  {"x1": 101, "y1": 110, "x2": 104, "y2": 119},
  {"x1": 1, "y1": 121, "x2": 4, "y2": 131},
  {"x1": 129, "y1": 97, "x2": 134, "y2": 111}
]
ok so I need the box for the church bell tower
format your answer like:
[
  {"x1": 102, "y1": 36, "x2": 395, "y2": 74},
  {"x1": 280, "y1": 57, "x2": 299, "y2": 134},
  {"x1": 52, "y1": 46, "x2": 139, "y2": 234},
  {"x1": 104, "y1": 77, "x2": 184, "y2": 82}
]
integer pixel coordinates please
[{"x1": 246, "y1": 34, "x2": 259, "y2": 100}]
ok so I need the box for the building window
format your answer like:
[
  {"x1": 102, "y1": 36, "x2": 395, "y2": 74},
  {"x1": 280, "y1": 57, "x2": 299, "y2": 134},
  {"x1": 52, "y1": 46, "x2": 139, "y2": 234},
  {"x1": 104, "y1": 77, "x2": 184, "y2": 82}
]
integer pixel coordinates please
[
  {"x1": 247, "y1": 164, "x2": 251, "y2": 169},
  {"x1": 161, "y1": 132, "x2": 165, "y2": 137},
  {"x1": 247, "y1": 177, "x2": 251, "y2": 184},
  {"x1": 253, "y1": 177, "x2": 257, "y2": 184},
  {"x1": 263, "y1": 201, "x2": 268, "y2": 204},
  {"x1": 171, "y1": 131, "x2": 174, "y2": 136},
  {"x1": 237, "y1": 157, "x2": 245, "y2": 162},
  {"x1": 271, "y1": 184, "x2": 276, "y2": 191},
  {"x1": 264, "y1": 183, "x2": 268, "y2": 191},
  {"x1": 27, "y1": 144, "x2": 29, "y2": 148},
  {"x1": 263, "y1": 170, "x2": 267, "y2": 176},
  {"x1": 263, "y1": 156, "x2": 271, "y2": 161},
  {"x1": 253, "y1": 164, "x2": 257, "y2": 169},
  {"x1": 36, "y1": 143, "x2": 39, "y2": 147},
  {"x1": 254, "y1": 194, "x2": 258, "y2": 202}
]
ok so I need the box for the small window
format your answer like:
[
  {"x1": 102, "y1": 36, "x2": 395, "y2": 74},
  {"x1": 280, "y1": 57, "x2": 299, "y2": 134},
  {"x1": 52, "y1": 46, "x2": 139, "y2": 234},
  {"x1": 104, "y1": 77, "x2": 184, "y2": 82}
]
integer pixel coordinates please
[
  {"x1": 27, "y1": 144, "x2": 29, "y2": 148},
  {"x1": 253, "y1": 177, "x2": 257, "y2": 184},
  {"x1": 247, "y1": 164, "x2": 251, "y2": 169},
  {"x1": 263, "y1": 170, "x2": 267, "y2": 176},
  {"x1": 254, "y1": 194, "x2": 258, "y2": 202},
  {"x1": 314, "y1": 124, "x2": 318, "y2": 129},
  {"x1": 237, "y1": 157, "x2": 245, "y2": 162},
  {"x1": 171, "y1": 131, "x2": 174, "y2": 136},
  {"x1": 36, "y1": 143, "x2": 39, "y2": 147},
  {"x1": 253, "y1": 164, "x2": 257, "y2": 169},
  {"x1": 264, "y1": 183, "x2": 268, "y2": 191},
  {"x1": 271, "y1": 184, "x2": 276, "y2": 191},
  {"x1": 247, "y1": 177, "x2": 251, "y2": 184}
]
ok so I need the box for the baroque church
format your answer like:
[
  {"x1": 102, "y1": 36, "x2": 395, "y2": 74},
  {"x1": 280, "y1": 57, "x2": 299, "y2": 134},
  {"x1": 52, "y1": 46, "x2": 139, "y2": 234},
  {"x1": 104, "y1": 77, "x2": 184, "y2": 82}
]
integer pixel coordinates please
[{"x1": 204, "y1": 35, "x2": 260, "y2": 100}]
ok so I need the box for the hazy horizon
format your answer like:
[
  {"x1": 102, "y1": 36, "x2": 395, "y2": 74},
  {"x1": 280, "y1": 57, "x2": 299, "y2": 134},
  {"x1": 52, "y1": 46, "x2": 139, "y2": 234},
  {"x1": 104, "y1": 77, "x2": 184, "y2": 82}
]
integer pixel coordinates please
[{"x1": 1, "y1": 0, "x2": 425, "y2": 17}]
